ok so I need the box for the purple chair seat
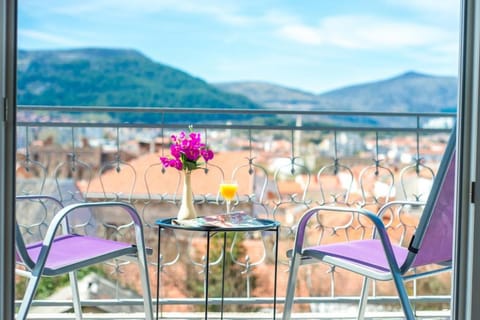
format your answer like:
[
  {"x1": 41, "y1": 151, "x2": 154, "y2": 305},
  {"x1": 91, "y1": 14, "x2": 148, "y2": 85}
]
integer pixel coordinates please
[
  {"x1": 20, "y1": 234, "x2": 137, "y2": 274},
  {"x1": 303, "y1": 239, "x2": 409, "y2": 272}
]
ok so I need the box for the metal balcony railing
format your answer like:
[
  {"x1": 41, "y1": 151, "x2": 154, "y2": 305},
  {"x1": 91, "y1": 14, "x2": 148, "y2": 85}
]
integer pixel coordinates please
[{"x1": 15, "y1": 105, "x2": 455, "y2": 319}]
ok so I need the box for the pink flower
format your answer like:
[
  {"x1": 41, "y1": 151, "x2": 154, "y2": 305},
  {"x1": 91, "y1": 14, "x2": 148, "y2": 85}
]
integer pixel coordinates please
[{"x1": 160, "y1": 127, "x2": 214, "y2": 172}]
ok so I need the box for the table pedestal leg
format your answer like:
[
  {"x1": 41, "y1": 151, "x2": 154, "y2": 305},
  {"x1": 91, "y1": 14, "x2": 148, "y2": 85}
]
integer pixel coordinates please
[
  {"x1": 273, "y1": 226, "x2": 279, "y2": 319},
  {"x1": 204, "y1": 231, "x2": 211, "y2": 320},
  {"x1": 221, "y1": 232, "x2": 227, "y2": 319},
  {"x1": 156, "y1": 227, "x2": 161, "y2": 320}
]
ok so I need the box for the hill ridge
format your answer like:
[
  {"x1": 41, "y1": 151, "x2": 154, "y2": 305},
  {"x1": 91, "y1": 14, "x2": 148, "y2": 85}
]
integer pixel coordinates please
[
  {"x1": 216, "y1": 71, "x2": 457, "y2": 113},
  {"x1": 17, "y1": 48, "x2": 458, "y2": 124},
  {"x1": 17, "y1": 48, "x2": 261, "y2": 123}
]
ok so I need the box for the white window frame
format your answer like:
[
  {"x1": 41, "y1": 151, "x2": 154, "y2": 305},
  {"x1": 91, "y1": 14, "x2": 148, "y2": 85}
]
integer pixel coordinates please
[
  {"x1": 2, "y1": 1, "x2": 480, "y2": 319},
  {"x1": 454, "y1": 0, "x2": 480, "y2": 318}
]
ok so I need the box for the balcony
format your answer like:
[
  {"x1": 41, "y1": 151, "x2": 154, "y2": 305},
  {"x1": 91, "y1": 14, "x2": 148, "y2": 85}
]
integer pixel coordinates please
[{"x1": 15, "y1": 105, "x2": 455, "y2": 319}]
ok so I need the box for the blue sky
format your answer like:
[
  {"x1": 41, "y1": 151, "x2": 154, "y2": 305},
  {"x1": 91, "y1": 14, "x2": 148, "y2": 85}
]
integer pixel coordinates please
[{"x1": 18, "y1": 0, "x2": 461, "y2": 93}]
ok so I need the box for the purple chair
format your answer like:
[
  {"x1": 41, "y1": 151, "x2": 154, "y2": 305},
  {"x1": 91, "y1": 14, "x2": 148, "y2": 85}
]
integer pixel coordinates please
[
  {"x1": 282, "y1": 128, "x2": 456, "y2": 320},
  {"x1": 15, "y1": 196, "x2": 153, "y2": 320}
]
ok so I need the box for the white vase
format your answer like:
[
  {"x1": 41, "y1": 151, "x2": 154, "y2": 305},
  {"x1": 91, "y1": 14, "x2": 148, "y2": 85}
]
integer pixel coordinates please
[{"x1": 177, "y1": 171, "x2": 197, "y2": 220}]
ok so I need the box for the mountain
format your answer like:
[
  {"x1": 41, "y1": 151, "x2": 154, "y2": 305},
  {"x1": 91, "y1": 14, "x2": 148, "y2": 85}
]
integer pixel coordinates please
[
  {"x1": 17, "y1": 48, "x2": 261, "y2": 123},
  {"x1": 318, "y1": 71, "x2": 457, "y2": 113},
  {"x1": 214, "y1": 81, "x2": 319, "y2": 110},
  {"x1": 215, "y1": 71, "x2": 458, "y2": 114},
  {"x1": 17, "y1": 48, "x2": 458, "y2": 126}
]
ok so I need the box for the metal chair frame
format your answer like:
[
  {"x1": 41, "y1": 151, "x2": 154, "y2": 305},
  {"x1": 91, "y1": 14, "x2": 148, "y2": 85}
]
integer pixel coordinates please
[
  {"x1": 283, "y1": 128, "x2": 456, "y2": 320},
  {"x1": 15, "y1": 195, "x2": 153, "y2": 320}
]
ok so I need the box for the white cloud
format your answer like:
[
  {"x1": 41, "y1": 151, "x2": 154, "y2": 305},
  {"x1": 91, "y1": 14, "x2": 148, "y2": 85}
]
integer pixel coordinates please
[
  {"x1": 19, "y1": 29, "x2": 84, "y2": 47},
  {"x1": 276, "y1": 15, "x2": 455, "y2": 50},
  {"x1": 51, "y1": 0, "x2": 252, "y2": 26},
  {"x1": 262, "y1": 10, "x2": 300, "y2": 26},
  {"x1": 279, "y1": 24, "x2": 323, "y2": 45}
]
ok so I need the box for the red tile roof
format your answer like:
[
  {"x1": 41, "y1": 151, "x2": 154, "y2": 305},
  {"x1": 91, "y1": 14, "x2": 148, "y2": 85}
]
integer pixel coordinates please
[{"x1": 81, "y1": 150, "x2": 255, "y2": 196}]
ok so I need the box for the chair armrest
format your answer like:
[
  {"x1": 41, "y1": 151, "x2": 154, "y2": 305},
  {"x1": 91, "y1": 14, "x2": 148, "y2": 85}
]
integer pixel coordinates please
[
  {"x1": 30, "y1": 202, "x2": 148, "y2": 274},
  {"x1": 43, "y1": 201, "x2": 145, "y2": 241},
  {"x1": 292, "y1": 205, "x2": 405, "y2": 273},
  {"x1": 16, "y1": 195, "x2": 67, "y2": 268},
  {"x1": 293, "y1": 206, "x2": 381, "y2": 250},
  {"x1": 373, "y1": 200, "x2": 426, "y2": 242},
  {"x1": 376, "y1": 200, "x2": 426, "y2": 220}
]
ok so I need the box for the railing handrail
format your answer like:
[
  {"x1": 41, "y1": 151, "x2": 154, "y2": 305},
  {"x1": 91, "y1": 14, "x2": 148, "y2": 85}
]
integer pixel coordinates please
[
  {"x1": 17, "y1": 105, "x2": 456, "y2": 132},
  {"x1": 18, "y1": 104, "x2": 455, "y2": 117}
]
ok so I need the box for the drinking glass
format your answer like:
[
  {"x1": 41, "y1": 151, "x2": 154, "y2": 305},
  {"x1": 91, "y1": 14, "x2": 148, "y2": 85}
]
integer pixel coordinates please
[{"x1": 219, "y1": 180, "x2": 238, "y2": 214}]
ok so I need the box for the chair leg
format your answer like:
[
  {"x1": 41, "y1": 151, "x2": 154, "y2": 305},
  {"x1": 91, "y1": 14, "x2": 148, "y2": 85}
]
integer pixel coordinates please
[
  {"x1": 282, "y1": 254, "x2": 302, "y2": 320},
  {"x1": 68, "y1": 271, "x2": 83, "y2": 320},
  {"x1": 16, "y1": 274, "x2": 41, "y2": 320},
  {"x1": 136, "y1": 245, "x2": 154, "y2": 320},
  {"x1": 357, "y1": 277, "x2": 370, "y2": 320},
  {"x1": 391, "y1": 272, "x2": 415, "y2": 320}
]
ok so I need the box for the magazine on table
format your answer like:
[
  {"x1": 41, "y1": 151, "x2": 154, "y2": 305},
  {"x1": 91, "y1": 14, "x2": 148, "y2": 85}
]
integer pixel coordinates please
[{"x1": 173, "y1": 211, "x2": 263, "y2": 228}]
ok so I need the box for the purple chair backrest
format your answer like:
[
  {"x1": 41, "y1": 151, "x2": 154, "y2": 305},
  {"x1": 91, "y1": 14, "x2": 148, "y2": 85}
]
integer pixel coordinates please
[{"x1": 406, "y1": 129, "x2": 456, "y2": 269}]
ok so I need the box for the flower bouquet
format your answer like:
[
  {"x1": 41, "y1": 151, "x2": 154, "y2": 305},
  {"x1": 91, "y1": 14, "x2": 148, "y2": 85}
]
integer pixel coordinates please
[{"x1": 160, "y1": 126, "x2": 214, "y2": 220}]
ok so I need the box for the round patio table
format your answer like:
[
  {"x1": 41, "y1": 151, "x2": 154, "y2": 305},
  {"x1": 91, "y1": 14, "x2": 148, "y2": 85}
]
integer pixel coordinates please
[{"x1": 155, "y1": 215, "x2": 280, "y2": 320}]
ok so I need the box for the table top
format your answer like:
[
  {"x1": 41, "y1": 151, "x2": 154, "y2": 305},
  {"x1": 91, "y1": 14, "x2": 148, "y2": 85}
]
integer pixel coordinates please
[{"x1": 156, "y1": 216, "x2": 280, "y2": 232}]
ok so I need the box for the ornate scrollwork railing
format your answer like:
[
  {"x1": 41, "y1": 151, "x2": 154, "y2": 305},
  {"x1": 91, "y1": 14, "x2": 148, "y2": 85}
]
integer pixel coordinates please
[{"x1": 15, "y1": 106, "x2": 454, "y2": 314}]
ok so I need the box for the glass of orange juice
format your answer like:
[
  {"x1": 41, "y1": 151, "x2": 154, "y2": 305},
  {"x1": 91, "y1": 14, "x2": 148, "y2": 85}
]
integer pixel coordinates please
[{"x1": 219, "y1": 179, "x2": 238, "y2": 214}]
